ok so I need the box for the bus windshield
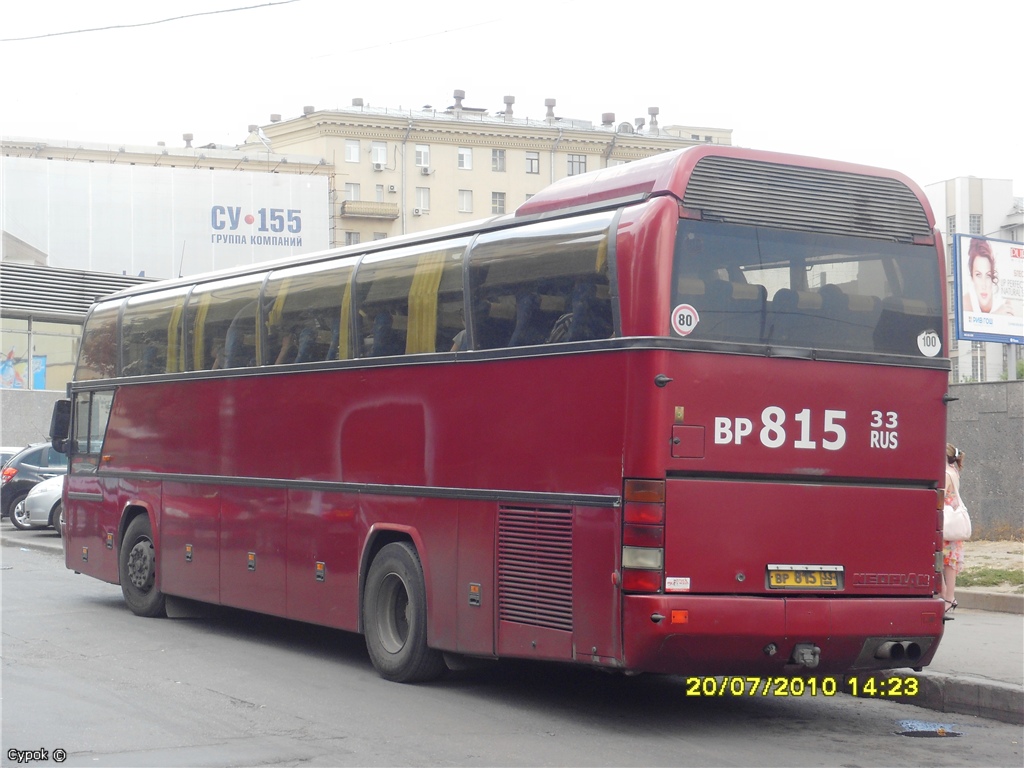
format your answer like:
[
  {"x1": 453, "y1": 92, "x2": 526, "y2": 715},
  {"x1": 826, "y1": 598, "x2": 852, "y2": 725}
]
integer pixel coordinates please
[{"x1": 672, "y1": 220, "x2": 944, "y2": 358}]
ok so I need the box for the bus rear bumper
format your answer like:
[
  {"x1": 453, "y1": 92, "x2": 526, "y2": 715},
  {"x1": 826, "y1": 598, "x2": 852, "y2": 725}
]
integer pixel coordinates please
[{"x1": 620, "y1": 594, "x2": 945, "y2": 676}]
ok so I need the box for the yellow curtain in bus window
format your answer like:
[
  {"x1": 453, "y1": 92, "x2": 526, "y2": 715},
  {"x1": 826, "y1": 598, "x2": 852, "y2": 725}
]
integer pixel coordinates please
[
  {"x1": 191, "y1": 296, "x2": 211, "y2": 370},
  {"x1": 266, "y1": 278, "x2": 292, "y2": 332},
  {"x1": 166, "y1": 302, "x2": 183, "y2": 373},
  {"x1": 406, "y1": 251, "x2": 446, "y2": 354},
  {"x1": 337, "y1": 281, "x2": 352, "y2": 360}
]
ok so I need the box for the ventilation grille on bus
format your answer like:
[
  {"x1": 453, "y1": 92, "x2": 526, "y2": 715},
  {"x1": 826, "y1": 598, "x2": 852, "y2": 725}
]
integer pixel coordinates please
[
  {"x1": 682, "y1": 156, "x2": 933, "y2": 242},
  {"x1": 497, "y1": 506, "x2": 573, "y2": 632}
]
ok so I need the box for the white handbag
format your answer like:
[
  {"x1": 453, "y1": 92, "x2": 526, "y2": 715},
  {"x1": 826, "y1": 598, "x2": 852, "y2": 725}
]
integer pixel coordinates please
[{"x1": 943, "y1": 502, "x2": 972, "y2": 542}]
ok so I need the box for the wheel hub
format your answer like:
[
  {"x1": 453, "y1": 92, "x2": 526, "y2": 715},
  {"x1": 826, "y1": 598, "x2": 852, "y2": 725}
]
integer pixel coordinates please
[{"x1": 127, "y1": 540, "x2": 155, "y2": 590}]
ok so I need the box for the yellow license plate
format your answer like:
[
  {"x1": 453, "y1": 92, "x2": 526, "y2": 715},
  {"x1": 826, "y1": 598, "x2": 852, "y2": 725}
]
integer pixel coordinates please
[{"x1": 767, "y1": 567, "x2": 842, "y2": 590}]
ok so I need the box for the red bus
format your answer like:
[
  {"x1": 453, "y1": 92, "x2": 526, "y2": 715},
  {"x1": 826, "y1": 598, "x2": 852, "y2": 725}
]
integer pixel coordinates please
[{"x1": 51, "y1": 146, "x2": 950, "y2": 683}]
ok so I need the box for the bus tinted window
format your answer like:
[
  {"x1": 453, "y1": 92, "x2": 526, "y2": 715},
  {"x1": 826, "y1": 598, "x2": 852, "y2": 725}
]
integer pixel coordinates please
[
  {"x1": 354, "y1": 239, "x2": 469, "y2": 357},
  {"x1": 72, "y1": 390, "x2": 113, "y2": 473},
  {"x1": 468, "y1": 212, "x2": 615, "y2": 349},
  {"x1": 672, "y1": 221, "x2": 944, "y2": 357},
  {"x1": 185, "y1": 276, "x2": 264, "y2": 370},
  {"x1": 122, "y1": 288, "x2": 188, "y2": 376},
  {"x1": 75, "y1": 300, "x2": 121, "y2": 381},
  {"x1": 263, "y1": 260, "x2": 356, "y2": 364}
]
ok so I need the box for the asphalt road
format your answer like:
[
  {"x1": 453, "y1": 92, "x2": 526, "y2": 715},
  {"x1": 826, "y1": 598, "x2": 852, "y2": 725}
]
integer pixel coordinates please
[{"x1": 2, "y1": 536, "x2": 1022, "y2": 768}]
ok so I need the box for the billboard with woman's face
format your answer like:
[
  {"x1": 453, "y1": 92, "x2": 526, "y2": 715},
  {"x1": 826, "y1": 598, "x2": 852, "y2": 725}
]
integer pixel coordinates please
[{"x1": 953, "y1": 235, "x2": 1023, "y2": 344}]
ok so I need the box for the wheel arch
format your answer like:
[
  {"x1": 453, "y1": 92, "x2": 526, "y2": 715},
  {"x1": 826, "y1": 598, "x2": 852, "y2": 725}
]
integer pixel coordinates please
[
  {"x1": 117, "y1": 501, "x2": 159, "y2": 582},
  {"x1": 357, "y1": 524, "x2": 429, "y2": 634}
]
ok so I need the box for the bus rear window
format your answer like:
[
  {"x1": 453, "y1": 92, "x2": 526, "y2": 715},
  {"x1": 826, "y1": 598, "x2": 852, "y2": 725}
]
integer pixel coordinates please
[{"x1": 671, "y1": 221, "x2": 944, "y2": 358}]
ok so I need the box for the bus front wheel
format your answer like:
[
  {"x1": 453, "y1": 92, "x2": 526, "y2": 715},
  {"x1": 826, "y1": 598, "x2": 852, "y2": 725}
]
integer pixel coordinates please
[
  {"x1": 363, "y1": 542, "x2": 445, "y2": 683},
  {"x1": 119, "y1": 515, "x2": 166, "y2": 618}
]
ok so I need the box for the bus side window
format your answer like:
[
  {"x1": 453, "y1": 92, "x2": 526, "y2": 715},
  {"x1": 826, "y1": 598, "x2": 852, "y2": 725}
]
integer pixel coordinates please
[
  {"x1": 467, "y1": 211, "x2": 616, "y2": 350},
  {"x1": 121, "y1": 289, "x2": 188, "y2": 376},
  {"x1": 76, "y1": 301, "x2": 121, "y2": 381},
  {"x1": 354, "y1": 240, "x2": 469, "y2": 357},
  {"x1": 263, "y1": 263, "x2": 354, "y2": 365},
  {"x1": 185, "y1": 277, "x2": 263, "y2": 371}
]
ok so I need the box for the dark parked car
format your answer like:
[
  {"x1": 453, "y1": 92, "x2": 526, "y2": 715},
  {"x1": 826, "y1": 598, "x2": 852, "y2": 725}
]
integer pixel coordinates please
[
  {"x1": 1, "y1": 446, "x2": 24, "y2": 468},
  {"x1": 1, "y1": 443, "x2": 67, "y2": 519}
]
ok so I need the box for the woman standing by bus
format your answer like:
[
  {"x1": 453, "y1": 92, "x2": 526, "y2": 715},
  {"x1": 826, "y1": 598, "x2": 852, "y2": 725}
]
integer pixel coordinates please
[{"x1": 942, "y1": 443, "x2": 968, "y2": 616}]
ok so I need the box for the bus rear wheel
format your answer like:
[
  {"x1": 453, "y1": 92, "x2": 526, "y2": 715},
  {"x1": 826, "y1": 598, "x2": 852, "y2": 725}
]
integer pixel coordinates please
[
  {"x1": 119, "y1": 515, "x2": 166, "y2": 618},
  {"x1": 363, "y1": 542, "x2": 445, "y2": 683}
]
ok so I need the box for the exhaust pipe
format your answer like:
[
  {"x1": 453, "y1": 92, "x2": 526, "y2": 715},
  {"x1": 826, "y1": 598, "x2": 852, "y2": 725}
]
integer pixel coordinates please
[
  {"x1": 875, "y1": 641, "x2": 905, "y2": 660},
  {"x1": 875, "y1": 641, "x2": 922, "y2": 662}
]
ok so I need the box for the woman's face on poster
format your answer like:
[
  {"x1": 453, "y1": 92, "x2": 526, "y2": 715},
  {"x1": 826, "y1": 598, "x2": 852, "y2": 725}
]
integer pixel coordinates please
[{"x1": 971, "y1": 254, "x2": 997, "y2": 312}]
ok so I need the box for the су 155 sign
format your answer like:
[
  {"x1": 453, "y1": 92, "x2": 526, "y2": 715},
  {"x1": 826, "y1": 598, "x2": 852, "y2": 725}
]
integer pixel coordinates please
[{"x1": 211, "y1": 206, "x2": 303, "y2": 245}]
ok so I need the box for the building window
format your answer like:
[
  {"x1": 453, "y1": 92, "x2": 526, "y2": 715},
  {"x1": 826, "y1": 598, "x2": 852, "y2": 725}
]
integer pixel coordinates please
[
  {"x1": 567, "y1": 154, "x2": 587, "y2": 176},
  {"x1": 344, "y1": 183, "x2": 360, "y2": 201},
  {"x1": 345, "y1": 232, "x2": 361, "y2": 246},
  {"x1": 947, "y1": 215, "x2": 956, "y2": 236},
  {"x1": 491, "y1": 192, "x2": 506, "y2": 215},
  {"x1": 969, "y1": 214, "x2": 982, "y2": 235},
  {"x1": 971, "y1": 341, "x2": 985, "y2": 382},
  {"x1": 525, "y1": 151, "x2": 540, "y2": 174},
  {"x1": 458, "y1": 189, "x2": 473, "y2": 213},
  {"x1": 371, "y1": 141, "x2": 387, "y2": 165},
  {"x1": 375, "y1": 184, "x2": 385, "y2": 202},
  {"x1": 345, "y1": 140, "x2": 360, "y2": 163},
  {"x1": 491, "y1": 149, "x2": 505, "y2": 172},
  {"x1": 691, "y1": 134, "x2": 700, "y2": 140},
  {"x1": 458, "y1": 147, "x2": 473, "y2": 170},
  {"x1": 373, "y1": 232, "x2": 387, "y2": 241},
  {"x1": 415, "y1": 144, "x2": 430, "y2": 168},
  {"x1": 0, "y1": 317, "x2": 81, "y2": 391},
  {"x1": 415, "y1": 187, "x2": 430, "y2": 210}
]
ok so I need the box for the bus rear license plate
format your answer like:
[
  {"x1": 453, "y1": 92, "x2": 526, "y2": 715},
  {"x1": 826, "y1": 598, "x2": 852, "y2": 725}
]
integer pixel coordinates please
[{"x1": 767, "y1": 569, "x2": 842, "y2": 589}]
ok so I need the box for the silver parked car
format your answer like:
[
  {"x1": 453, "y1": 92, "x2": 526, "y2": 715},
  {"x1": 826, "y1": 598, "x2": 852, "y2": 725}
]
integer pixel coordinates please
[{"x1": 11, "y1": 474, "x2": 64, "y2": 535}]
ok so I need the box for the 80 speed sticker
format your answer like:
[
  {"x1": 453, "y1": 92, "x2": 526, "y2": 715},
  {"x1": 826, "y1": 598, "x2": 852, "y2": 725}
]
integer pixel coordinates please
[{"x1": 671, "y1": 304, "x2": 700, "y2": 336}]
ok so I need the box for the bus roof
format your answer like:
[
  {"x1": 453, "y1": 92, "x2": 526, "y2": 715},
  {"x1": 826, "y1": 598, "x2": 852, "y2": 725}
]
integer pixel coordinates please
[{"x1": 515, "y1": 145, "x2": 932, "y2": 225}]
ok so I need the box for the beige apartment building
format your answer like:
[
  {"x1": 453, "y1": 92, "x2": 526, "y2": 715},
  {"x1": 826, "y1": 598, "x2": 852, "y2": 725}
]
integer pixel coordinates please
[{"x1": 246, "y1": 91, "x2": 732, "y2": 247}]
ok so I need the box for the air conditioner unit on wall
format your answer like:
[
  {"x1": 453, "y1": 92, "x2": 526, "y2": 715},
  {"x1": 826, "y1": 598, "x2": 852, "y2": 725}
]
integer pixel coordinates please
[
  {"x1": 420, "y1": 166, "x2": 431, "y2": 175},
  {"x1": 387, "y1": 184, "x2": 397, "y2": 193},
  {"x1": 372, "y1": 162, "x2": 384, "y2": 171},
  {"x1": 412, "y1": 208, "x2": 422, "y2": 216}
]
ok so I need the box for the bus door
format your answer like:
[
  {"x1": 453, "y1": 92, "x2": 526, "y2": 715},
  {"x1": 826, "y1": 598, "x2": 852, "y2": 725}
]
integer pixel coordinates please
[{"x1": 64, "y1": 389, "x2": 121, "y2": 584}]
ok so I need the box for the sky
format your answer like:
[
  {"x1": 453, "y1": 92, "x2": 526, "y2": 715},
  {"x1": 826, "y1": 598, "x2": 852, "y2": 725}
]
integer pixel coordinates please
[{"x1": 1, "y1": 0, "x2": 1021, "y2": 197}]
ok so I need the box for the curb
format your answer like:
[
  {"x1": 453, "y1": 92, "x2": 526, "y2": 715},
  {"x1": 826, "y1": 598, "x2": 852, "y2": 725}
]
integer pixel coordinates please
[
  {"x1": 954, "y1": 588, "x2": 1024, "y2": 615},
  {"x1": 863, "y1": 671, "x2": 1024, "y2": 726}
]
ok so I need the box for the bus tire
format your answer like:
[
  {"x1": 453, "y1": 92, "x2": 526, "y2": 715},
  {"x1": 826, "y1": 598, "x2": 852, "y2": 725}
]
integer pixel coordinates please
[
  {"x1": 363, "y1": 542, "x2": 445, "y2": 683},
  {"x1": 119, "y1": 515, "x2": 166, "y2": 618}
]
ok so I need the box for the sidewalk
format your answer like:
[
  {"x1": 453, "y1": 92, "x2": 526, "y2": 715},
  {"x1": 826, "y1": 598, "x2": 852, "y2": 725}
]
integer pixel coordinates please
[
  {"x1": 900, "y1": 598, "x2": 1024, "y2": 725},
  {"x1": 3, "y1": 526, "x2": 1022, "y2": 724}
]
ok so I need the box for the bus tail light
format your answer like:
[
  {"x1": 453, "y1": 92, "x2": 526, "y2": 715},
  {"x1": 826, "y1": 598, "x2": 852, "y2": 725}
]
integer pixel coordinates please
[{"x1": 622, "y1": 480, "x2": 666, "y2": 593}]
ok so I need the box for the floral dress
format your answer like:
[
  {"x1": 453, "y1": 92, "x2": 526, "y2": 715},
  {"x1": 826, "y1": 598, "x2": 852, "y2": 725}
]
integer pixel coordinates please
[{"x1": 943, "y1": 465, "x2": 966, "y2": 573}]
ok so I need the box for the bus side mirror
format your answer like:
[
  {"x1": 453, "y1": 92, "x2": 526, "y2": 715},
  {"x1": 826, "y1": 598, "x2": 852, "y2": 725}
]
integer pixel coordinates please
[{"x1": 49, "y1": 399, "x2": 72, "y2": 455}]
